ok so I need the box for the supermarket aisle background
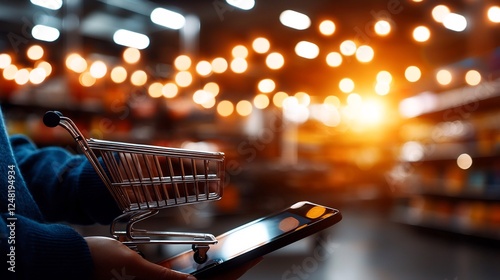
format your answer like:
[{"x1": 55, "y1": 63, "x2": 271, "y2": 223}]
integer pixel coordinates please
[
  {"x1": 76, "y1": 201, "x2": 500, "y2": 280},
  {"x1": 237, "y1": 202, "x2": 500, "y2": 280}
]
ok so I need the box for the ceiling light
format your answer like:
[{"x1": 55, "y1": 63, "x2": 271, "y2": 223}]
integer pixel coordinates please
[
  {"x1": 280, "y1": 10, "x2": 311, "y2": 30},
  {"x1": 295, "y1": 41, "x2": 319, "y2": 59},
  {"x1": 488, "y1": 6, "x2": 500, "y2": 23},
  {"x1": 32, "y1": 25, "x2": 60, "y2": 42},
  {"x1": 226, "y1": 0, "x2": 255, "y2": 10},
  {"x1": 443, "y1": 13, "x2": 467, "y2": 32},
  {"x1": 151, "y1": 8, "x2": 186, "y2": 30},
  {"x1": 30, "y1": 0, "x2": 62, "y2": 10},
  {"x1": 113, "y1": 29, "x2": 150, "y2": 49}
]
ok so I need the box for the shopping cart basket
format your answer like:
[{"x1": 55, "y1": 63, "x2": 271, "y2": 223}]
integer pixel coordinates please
[{"x1": 43, "y1": 111, "x2": 225, "y2": 263}]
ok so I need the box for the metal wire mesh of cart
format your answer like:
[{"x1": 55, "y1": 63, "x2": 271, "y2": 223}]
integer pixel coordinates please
[{"x1": 88, "y1": 138, "x2": 225, "y2": 212}]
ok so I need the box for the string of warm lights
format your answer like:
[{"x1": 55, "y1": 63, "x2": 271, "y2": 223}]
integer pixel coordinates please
[{"x1": 1, "y1": 3, "x2": 499, "y2": 126}]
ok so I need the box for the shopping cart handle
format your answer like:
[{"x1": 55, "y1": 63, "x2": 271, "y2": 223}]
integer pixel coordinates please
[{"x1": 43, "y1": 111, "x2": 63, "y2": 127}]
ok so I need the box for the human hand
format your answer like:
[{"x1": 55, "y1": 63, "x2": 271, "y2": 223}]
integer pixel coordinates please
[
  {"x1": 159, "y1": 256, "x2": 263, "y2": 280},
  {"x1": 85, "y1": 236, "x2": 196, "y2": 280}
]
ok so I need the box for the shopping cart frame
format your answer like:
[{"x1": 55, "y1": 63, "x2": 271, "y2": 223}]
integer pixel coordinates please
[{"x1": 43, "y1": 111, "x2": 225, "y2": 263}]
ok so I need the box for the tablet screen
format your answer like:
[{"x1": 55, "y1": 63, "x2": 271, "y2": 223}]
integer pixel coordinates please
[{"x1": 165, "y1": 202, "x2": 337, "y2": 274}]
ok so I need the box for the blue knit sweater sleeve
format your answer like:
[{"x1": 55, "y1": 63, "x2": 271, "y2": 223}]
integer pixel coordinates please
[{"x1": 10, "y1": 135, "x2": 122, "y2": 224}]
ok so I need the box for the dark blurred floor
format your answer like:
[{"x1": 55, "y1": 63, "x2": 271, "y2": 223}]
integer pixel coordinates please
[{"x1": 76, "y1": 200, "x2": 500, "y2": 280}]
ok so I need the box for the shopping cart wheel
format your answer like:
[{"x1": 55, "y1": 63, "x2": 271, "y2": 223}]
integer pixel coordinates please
[
  {"x1": 43, "y1": 111, "x2": 63, "y2": 127},
  {"x1": 192, "y1": 244, "x2": 209, "y2": 264}
]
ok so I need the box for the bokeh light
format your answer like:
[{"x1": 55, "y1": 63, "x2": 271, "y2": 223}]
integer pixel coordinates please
[
  {"x1": 232, "y1": 45, "x2": 249, "y2": 58},
  {"x1": 3, "y1": 64, "x2": 18, "y2": 80},
  {"x1": 174, "y1": 55, "x2": 191, "y2": 71},
  {"x1": 236, "y1": 100, "x2": 253, "y2": 116},
  {"x1": 254, "y1": 94, "x2": 270, "y2": 109},
  {"x1": 148, "y1": 82, "x2": 163, "y2": 98},
  {"x1": 319, "y1": 20, "x2": 336, "y2": 36},
  {"x1": 266, "y1": 52, "x2": 285, "y2": 69},
  {"x1": 174, "y1": 71, "x2": 192, "y2": 87},
  {"x1": 89, "y1": 60, "x2": 107, "y2": 79},
  {"x1": 123, "y1": 47, "x2": 141, "y2": 64},
  {"x1": 212, "y1": 57, "x2": 228, "y2": 73},
  {"x1": 488, "y1": 6, "x2": 500, "y2": 23},
  {"x1": 230, "y1": 58, "x2": 248, "y2": 73},
  {"x1": 27, "y1": 45, "x2": 44, "y2": 60},
  {"x1": 273, "y1": 91, "x2": 288, "y2": 108},
  {"x1": 217, "y1": 100, "x2": 234, "y2": 117},
  {"x1": 457, "y1": 153, "x2": 473, "y2": 170},
  {"x1": 355, "y1": 45, "x2": 374, "y2": 63},
  {"x1": 162, "y1": 82, "x2": 178, "y2": 98},
  {"x1": 258, "y1": 78, "x2": 276, "y2": 93},
  {"x1": 326, "y1": 52, "x2": 342, "y2": 67},
  {"x1": 374, "y1": 20, "x2": 391, "y2": 36},
  {"x1": 436, "y1": 69, "x2": 452, "y2": 85},
  {"x1": 432, "y1": 5, "x2": 450, "y2": 23},
  {"x1": 405, "y1": 66, "x2": 421, "y2": 82},
  {"x1": 339, "y1": 78, "x2": 355, "y2": 93},
  {"x1": 110, "y1": 66, "x2": 127, "y2": 83},
  {"x1": 66, "y1": 53, "x2": 87, "y2": 73},
  {"x1": 340, "y1": 40, "x2": 356, "y2": 56},
  {"x1": 130, "y1": 70, "x2": 148, "y2": 86},
  {"x1": 252, "y1": 37, "x2": 270, "y2": 53},
  {"x1": 413, "y1": 26, "x2": 431, "y2": 42},
  {"x1": 465, "y1": 70, "x2": 481, "y2": 86},
  {"x1": 196, "y1": 60, "x2": 212, "y2": 76},
  {"x1": 0, "y1": 54, "x2": 12, "y2": 69}
]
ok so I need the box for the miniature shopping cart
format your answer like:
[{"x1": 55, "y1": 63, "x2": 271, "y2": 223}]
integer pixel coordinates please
[{"x1": 43, "y1": 111, "x2": 225, "y2": 263}]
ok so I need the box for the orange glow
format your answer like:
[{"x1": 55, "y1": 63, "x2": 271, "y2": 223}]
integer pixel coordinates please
[
  {"x1": 131, "y1": 70, "x2": 148, "y2": 86},
  {"x1": 66, "y1": 53, "x2": 87, "y2": 73},
  {"x1": 212, "y1": 57, "x2": 228, "y2": 73},
  {"x1": 266, "y1": 52, "x2": 284, "y2": 70},
  {"x1": 79, "y1": 72, "x2": 96, "y2": 87},
  {"x1": 0, "y1": 54, "x2": 12, "y2": 69},
  {"x1": 295, "y1": 91, "x2": 310, "y2": 106},
  {"x1": 89, "y1": 60, "x2": 107, "y2": 79},
  {"x1": 217, "y1": 100, "x2": 234, "y2": 117},
  {"x1": 196, "y1": 60, "x2": 212, "y2": 76},
  {"x1": 465, "y1": 70, "x2": 481, "y2": 86},
  {"x1": 162, "y1": 82, "x2": 178, "y2": 98},
  {"x1": 405, "y1": 66, "x2": 421, "y2": 82},
  {"x1": 232, "y1": 45, "x2": 249, "y2": 58},
  {"x1": 148, "y1": 82, "x2": 163, "y2": 98},
  {"x1": 272, "y1": 91, "x2": 288, "y2": 107},
  {"x1": 35, "y1": 61, "x2": 52, "y2": 76},
  {"x1": 14, "y1": 68, "x2": 30, "y2": 85},
  {"x1": 436, "y1": 69, "x2": 452, "y2": 85},
  {"x1": 258, "y1": 78, "x2": 275, "y2": 93},
  {"x1": 174, "y1": 55, "x2": 191, "y2": 70},
  {"x1": 27, "y1": 45, "x2": 44, "y2": 60},
  {"x1": 306, "y1": 206, "x2": 326, "y2": 219},
  {"x1": 123, "y1": 47, "x2": 141, "y2": 64},
  {"x1": 203, "y1": 82, "x2": 220, "y2": 96},
  {"x1": 3, "y1": 64, "x2": 18, "y2": 80},
  {"x1": 374, "y1": 20, "x2": 391, "y2": 36},
  {"x1": 355, "y1": 45, "x2": 374, "y2": 63},
  {"x1": 236, "y1": 100, "x2": 253, "y2": 116},
  {"x1": 319, "y1": 20, "x2": 335, "y2": 36},
  {"x1": 326, "y1": 52, "x2": 342, "y2": 67},
  {"x1": 432, "y1": 5, "x2": 450, "y2": 23},
  {"x1": 413, "y1": 26, "x2": 431, "y2": 42},
  {"x1": 230, "y1": 58, "x2": 248, "y2": 73},
  {"x1": 339, "y1": 78, "x2": 355, "y2": 93},
  {"x1": 488, "y1": 6, "x2": 500, "y2": 23},
  {"x1": 254, "y1": 94, "x2": 270, "y2": 109},
  {"x1": 175, "y1": 71, "x2": 192, "y2": 87},
  {"x1": 340, "y1": 40, "x2": 356, "y2": 56},
  {"x1": 29, "y1": 68, "x2": 46, "y2": 84},
  {"x1": 252, "y1": 37, "x2": 270, "y2": 53},
  {"x1": 110, "y1": 66, "x2": 127, "y2": 83}
]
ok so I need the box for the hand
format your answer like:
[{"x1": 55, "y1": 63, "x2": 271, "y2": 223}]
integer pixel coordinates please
[
  {"x1": 85, "y1": 236, "x2": 196, "y2": 280},
  {"x1": 159, "y1": 256, "x2": 263, "y2": 280}
]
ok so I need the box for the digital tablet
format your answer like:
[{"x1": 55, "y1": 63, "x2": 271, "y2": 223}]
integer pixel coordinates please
[{"x1": 159, "y1": 201, "x2": 342, "y2": 279}]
